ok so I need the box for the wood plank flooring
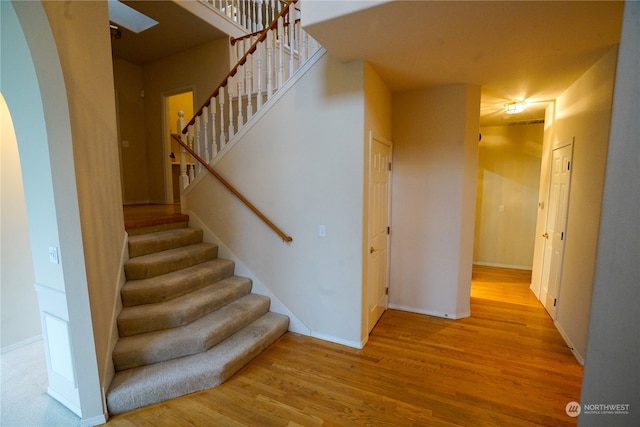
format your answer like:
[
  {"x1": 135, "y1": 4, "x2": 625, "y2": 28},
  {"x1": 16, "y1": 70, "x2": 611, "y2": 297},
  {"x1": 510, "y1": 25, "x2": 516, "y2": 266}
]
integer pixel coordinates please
[{"x1": 102, "y1": 265, "x2": 582, "y2": 426}]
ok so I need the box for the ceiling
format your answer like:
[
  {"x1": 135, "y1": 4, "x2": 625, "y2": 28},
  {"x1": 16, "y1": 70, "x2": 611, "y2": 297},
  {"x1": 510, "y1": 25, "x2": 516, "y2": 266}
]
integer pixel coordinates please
[
  {"x1": 110, "y1": 1, "x2": 227, "y2": 66},
  {"x1": 111, "y1": 0, "x2": 624, "y2": 127}
]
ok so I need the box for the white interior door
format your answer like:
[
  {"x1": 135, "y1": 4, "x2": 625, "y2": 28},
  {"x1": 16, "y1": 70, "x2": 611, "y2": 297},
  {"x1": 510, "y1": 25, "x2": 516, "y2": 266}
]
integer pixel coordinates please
[
  {"x1": 540, "y1": 142, "x2": 573, "y2": 318},
  {"x1": 367, "y1": 133, "x2": 392, "y2": 332}
]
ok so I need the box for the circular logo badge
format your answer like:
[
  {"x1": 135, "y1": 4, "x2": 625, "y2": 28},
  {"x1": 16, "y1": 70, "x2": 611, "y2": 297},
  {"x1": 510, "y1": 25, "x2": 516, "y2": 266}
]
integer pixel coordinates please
[{"x1": 566, "y1": 401, "x2": 581, "y2": 417}]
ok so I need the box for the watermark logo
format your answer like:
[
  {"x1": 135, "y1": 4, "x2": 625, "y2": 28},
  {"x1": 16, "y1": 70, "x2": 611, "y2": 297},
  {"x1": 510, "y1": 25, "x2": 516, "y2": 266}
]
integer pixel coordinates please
[
  {"x1": 565, "y1": 401, "x2": 631, "y2": 417},
  {"x1": 566, "y1": 401, "x2": 581, "y2": 417}
]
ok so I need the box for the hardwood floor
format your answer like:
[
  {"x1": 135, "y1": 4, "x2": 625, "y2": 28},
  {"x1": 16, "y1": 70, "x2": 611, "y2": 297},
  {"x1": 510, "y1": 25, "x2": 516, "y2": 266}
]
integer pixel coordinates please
[
  {"x1": 103, "y1": 266, "x2": 582, "y2": 426},
  {"x1": 123, "y1": 204, "x2": 187, "y2": 230}
]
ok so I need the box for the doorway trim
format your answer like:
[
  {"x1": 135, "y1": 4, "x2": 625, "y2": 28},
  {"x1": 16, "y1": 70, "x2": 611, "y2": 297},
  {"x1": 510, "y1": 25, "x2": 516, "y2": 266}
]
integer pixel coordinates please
[
  {"x1": 161, "y1": 87, "x2": 195, "y2": 204},
  {"x1": 366, "y1": 131, "x2": 393, "y2": 333}
]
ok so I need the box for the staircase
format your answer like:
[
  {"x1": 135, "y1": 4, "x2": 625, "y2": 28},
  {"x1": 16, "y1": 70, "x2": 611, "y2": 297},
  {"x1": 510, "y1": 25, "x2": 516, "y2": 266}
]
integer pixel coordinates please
[{"x1": 106, "y1": 219, "x2": 289, "y2": 415}]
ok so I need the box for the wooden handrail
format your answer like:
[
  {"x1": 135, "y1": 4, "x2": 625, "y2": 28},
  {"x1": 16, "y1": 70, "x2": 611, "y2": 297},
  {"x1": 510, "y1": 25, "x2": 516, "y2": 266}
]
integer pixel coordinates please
[
  {"x1": 171, "y1": 133, "x2": 293, "y2": 243},
  {"x1": 183, "y1": 0, "x2": 298, "y2": 133},
  {"x1": 230, "y1": 18, "x2": 301, "y2": 46}
]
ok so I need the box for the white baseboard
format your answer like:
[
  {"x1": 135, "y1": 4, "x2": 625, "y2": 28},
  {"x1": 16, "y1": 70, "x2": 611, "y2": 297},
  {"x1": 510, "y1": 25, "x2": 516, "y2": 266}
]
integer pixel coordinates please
[
  {"x1": 389, "y1": 304, "x2": 470, "y2": 320},
  {"x1": 80, "y1": 413, "x2": 108, "y2": 427},
  {"x1": 0, "y1": 335, "x2": 42, "y2": 354},
  {"x1": 554, "y1": 320, "x2": 585, "y2": 365},
  {"x1": 310, "y1": 331, "x2": 365, "y2": 350}
]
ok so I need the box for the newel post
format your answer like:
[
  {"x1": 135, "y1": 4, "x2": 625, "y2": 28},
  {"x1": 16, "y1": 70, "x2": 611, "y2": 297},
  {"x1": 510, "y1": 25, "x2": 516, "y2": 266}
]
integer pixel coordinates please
[{"x1": 177, "y1": 110, "x2": 189, "y2": 189}]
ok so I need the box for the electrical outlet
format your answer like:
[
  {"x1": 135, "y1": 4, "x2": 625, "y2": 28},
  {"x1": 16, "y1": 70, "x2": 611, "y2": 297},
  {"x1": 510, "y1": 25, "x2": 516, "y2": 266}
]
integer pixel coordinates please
[{"x1": 318, "y1": 225, "x2": 326, "y2": 237}]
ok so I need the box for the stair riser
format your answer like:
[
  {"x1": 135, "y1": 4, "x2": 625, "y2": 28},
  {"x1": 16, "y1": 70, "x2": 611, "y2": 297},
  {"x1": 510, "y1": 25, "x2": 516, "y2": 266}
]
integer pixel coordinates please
[
  {"x1": 121, "y1": 259, "x2": 235, "y2": 307},
  {"x1": 113, "y1": 295, "x2": 271, "y2": 371},
  {"x1": 124, "y1": 244, "x2": 218, "y2": 280},
  {"x1": 117, "y1": 278, "x2": 252, "y2": 337}
]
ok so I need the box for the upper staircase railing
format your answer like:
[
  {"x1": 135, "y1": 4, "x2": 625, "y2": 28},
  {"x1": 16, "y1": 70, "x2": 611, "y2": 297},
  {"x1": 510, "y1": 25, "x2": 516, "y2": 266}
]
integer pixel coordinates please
[
  {"x1": 175, "y1": 0, "x2": 320, "y2": 242},
  {"x1": 201, "y1": 0, "x2": 288, "y2": 34}
]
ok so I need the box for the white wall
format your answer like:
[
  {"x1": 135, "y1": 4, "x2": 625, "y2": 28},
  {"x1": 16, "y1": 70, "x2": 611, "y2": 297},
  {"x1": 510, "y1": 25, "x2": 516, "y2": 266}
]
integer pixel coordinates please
[
  {"x1": 185, "y1": 52, "x2": 368, "y2": 347},
  {"x1": 390, "y1": 84, "x2": 480, "y2": 319},
  {"x1": 0, "y1": 95, "x2": 41, "y2": 351},
  {"x1": 531, "y1": 46, "x2": 618, "y2": 362},
  {"x1": 474, "y1": 124, "x2": 543, "y2": 270},
  {"x1": 580, "y1": 2, "x2": 639, "y2": 424}
]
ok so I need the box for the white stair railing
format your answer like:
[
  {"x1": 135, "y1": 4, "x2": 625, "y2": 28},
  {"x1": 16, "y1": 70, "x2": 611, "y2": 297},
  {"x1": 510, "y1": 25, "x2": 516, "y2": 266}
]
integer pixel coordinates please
[
  {"x1": 201, "y1": 0, "x2": 288, "y2": 33},
  {"x1": 178, "y1": 0, "x2": 320, "y2": 189}
]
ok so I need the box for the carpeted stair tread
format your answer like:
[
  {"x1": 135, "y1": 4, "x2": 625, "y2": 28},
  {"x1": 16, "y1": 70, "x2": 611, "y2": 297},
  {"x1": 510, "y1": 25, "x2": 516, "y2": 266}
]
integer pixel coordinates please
[
  {"x1": 121, "y1": 258, "x2": 235, "y2": 307},
  {"x1": 107, "y1": 312, "x2": 289, "y2": 415},
  {"x1": 118, "y1": 276, "x2": 252, "y2": 337},
  {"x1": 113, "y1": 294, "x2": 271, "y2": 371},
  {"x1": 128, "y1": 228, "x2": 203, "y2": 258},
  {"x1": 124, "y1": 242, "x2": 218, "y2": 280}
]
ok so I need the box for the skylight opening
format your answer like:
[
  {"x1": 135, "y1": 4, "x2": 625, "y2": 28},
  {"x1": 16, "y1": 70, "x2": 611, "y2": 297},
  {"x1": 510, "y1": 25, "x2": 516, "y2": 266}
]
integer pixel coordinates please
[{"x1": 108, "y1": 0, "x2": 158, "y2": 34}]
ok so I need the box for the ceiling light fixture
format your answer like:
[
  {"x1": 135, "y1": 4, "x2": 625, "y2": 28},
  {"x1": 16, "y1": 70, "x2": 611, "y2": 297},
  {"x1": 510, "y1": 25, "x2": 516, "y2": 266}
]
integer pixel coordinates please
[{"x1": 505, "y1": 101, "x2": 526, "y2": 114}]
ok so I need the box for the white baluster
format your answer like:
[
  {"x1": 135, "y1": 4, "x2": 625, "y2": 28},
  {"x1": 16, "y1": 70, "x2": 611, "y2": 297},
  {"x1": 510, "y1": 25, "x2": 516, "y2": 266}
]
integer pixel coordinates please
[
  {"x1": 237, "y1": 64, "x2": 244, "y2": 130},
  {"x1": 256, "y1": 0, "x2": 264, "y2": 31},
  {"x1": 188, "y1": 126, "x2": 195, "y2": 181},
  {"x1": 219, "y1": 86, "x2": 226, "y2": 148},
  {"x1": 228, "y1": 82, "x2": 235, "y2": 138},
  {"x1": 210, "y1": 96, "x2": 218, "y2": 157},
  {"x1": 277, "y1": 16, "x2": 284, "y2": 89},
  {"x1": 266, "y1": 30, "x2": 273, "y2": 99},
  {"x1": 202, "y1": 106, "x2": 210, "y2": 163},
  {"x1": 177, "y1": 111, "x2": 189, "y2": 188},
  {"x1": 246, "y1": 38, "x2": 254, "y2": 119},
  {"x1": 194, "y1": 115, "x2": 201, "y2": 175},
  {"x1": 256, "y1": 42, "x2": 263, "y2": 109},
  {"x1": 297, "y1": 20, "x2": 303, "y2": 64},
  {"x1": 288, "y1": 5, "x2": 295, "y2": 77}
]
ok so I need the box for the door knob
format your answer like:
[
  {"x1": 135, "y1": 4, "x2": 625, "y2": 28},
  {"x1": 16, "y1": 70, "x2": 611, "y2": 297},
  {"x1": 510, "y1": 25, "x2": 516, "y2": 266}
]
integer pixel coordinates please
[
  {"x1": 370, "y1": 247, "x2": 378, "y2": 254},
  {"x1": 542, "y1": 233, "x2": 549, "y2": 239}
]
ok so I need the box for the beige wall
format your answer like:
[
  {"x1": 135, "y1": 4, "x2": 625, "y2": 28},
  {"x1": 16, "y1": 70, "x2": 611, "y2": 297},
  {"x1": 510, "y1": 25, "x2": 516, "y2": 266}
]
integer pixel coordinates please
[
  {"x1": 43, "y1": 0, "x2": 125, "y2": 409},
  {"x1": 390, "y1": 84, "x2": 480, "y2": 319},
  {"x1": 143, "y1": 39, "x2": 230, "y2": 203},
  {"x1": 186, "y1": 52, "x2": 368, "y2": 347},
  {"x1": 474, "y1": 124, "x2": 543, "y2": 269},
  {"x1": 114, "y1": 59, "x2": 148, "y2": 204},
  {"x1": 0, "y1": 95, "x2": 41, "y2": 350},
  {"x1": 532, "y1": 46, "x2": 618, "y2": 362}
]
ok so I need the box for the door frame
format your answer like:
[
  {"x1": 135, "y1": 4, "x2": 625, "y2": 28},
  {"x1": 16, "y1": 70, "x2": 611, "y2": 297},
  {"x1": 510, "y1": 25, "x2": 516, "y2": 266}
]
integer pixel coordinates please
[
  {"x1": 366, "y1": 131, "x2": 393, "y2": 333},
  {"x1": 538, "y1": 138, "x2": 574, "y2": 318},
  {"x1": 161, "y1": 87, "x2": 195, "y2": 204}
]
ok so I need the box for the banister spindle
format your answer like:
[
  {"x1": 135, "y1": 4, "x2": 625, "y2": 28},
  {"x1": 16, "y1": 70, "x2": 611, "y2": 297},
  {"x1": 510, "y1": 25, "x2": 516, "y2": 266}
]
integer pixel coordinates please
[
  {"x1": 219, "y1": 86, "x2": 226, "y2": 149},
  {"x1": 277, "y1": 16, "x2": 284, "y2": 89},
  {"x1": 202, "y1": 106, "x2": 210, "y2": 163},
  {"x1": 266, "y1": 29, "x2": 274, "y2": 99},
  {"x1": 288, "y1": 5, "x2": 295, "y2": 76},
  {"x1": 237, "y1": 64, "x2": 245, "y2": 130},
  {"x1": 228, "y1": 81, "x2": 235, "y2": 138},
  {"x1": 256, "y1": 0, "x2": 264, "y2": 31},
  {"x1": 194, "y1": 115, "x2": 201, "y2": 175},
  {"x1": 177, "y1": 111, "x2": 189, "y2": 188},
  {"x1": 246, "y1": 38, "x2": 254, "y2": 119},
  {"x1": 256, "y1": 41, "x2": 264, "y2": 109},
  {"x1": 188, "y1": 125, "x2": 195, "y2": 181},
  {"x1": 210, "y1": 96, "x2": 218, "y2": 157}
]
